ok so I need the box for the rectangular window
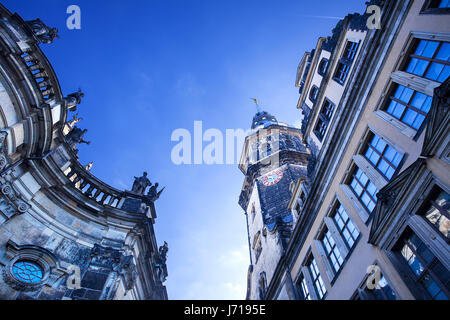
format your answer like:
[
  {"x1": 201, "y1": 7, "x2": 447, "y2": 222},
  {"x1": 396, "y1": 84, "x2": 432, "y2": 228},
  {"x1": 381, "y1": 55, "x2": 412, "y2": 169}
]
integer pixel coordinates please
[
  {"x1": 314, "y1": 99, "x2": 335, "y2": 141},
  {"x1": 334, "y1": 62, "x2": 350, "y2": 83},
  {"x1": 333, "y1": 205, "x2": 360, "y2": 248},
  {"x1": 385, "y1": 84, "x2": 433, "y2": 130},
  {"x1": 350, "y1": 168, "x2": 379, "y2": 213},
  {"x1": 308, "y1": 258, "x2": 327, "y2": 299},
  {"x1": 343, "y1": 41, "x2": 359, "y2": 62},
  {"x1": 422, "y1": 188, "x2": 450, "y2": 241},
  {"x1": 399, "y1": 232, "x2": 450, "y2": 300},
  {"x1": 333, "y1": 41, "x2": 360, "y2": 84},
  {"x1": 364, "y1": 134, "x2": 403, "y2": 180},
  {"x1": 298, "y1": 276, "x2": 311, "y2": 300},
  {"x1": 404, "y1": 39, "x2": 450, "y2": 83},
  {"x1": 321, "y1": 229, "x2": 344, "y2": 273}
]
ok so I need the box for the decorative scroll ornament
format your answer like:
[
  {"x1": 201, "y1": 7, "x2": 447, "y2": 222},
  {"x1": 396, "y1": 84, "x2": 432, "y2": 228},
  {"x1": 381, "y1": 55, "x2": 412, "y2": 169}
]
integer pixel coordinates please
[{"x1": 0, "y1": 182, "x2": 31, "y2": 220}]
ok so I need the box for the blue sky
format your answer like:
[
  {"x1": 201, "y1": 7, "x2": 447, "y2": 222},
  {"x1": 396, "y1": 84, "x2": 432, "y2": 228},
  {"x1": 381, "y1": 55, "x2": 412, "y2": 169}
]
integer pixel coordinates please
[{"x1": 3, "y1": 0, "x2": 366, "y2": 299}]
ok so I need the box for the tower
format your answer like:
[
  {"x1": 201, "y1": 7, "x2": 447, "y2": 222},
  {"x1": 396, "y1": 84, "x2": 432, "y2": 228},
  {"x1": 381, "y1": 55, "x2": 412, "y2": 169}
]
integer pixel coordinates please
[{"x1": 238, "y1": 108, "x2": 309, "y2": 300}]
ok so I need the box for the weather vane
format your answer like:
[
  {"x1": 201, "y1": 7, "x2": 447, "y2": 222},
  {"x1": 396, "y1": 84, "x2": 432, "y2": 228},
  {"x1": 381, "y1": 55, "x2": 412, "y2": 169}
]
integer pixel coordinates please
[{"x1": 250, "y1": 98, "x2": 262, "y2": 114}]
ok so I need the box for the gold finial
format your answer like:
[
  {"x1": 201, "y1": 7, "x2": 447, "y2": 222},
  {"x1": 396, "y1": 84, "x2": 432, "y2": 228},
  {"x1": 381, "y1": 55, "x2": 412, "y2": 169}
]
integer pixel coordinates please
[{"x1": 250, "y1": 98, "x2": 262, "y2": 113}]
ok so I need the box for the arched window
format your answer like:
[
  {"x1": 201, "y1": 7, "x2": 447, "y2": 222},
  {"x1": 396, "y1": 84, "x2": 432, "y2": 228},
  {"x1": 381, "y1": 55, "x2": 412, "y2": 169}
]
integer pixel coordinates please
[
  {"x1": 318, "y1": 58, "x2": 329, "y2": 76},
  {"x1": 309, "y1": 86, "x2": 319, "y2": 103}
]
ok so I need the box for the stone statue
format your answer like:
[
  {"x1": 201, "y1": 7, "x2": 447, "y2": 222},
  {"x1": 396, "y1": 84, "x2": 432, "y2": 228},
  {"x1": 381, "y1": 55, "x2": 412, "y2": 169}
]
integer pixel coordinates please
[
  {"x1": 147, "y1": 183, "x2": 165, "y2": 202},
  {"x1": 85, "y1": 162, "x2": 94, "y2": 171},
  {"x1": 65, "y1": 89, "x2": 84, "y2": 111},
  {"x1": 131, "y1": 172, "x2": 151, "y2": 195},
  {"x1": 67, "y1": 113, "x2": 83, "y2": 128},
  {"x1": 26, "y1": 19, "x2": 59, "y2": 44},
  {"x1": 159, "y1": 241, "x2": 169, "y2": 263},
  {"x1": 65, "y1": 126, "x2": 91, "y2": 148}
]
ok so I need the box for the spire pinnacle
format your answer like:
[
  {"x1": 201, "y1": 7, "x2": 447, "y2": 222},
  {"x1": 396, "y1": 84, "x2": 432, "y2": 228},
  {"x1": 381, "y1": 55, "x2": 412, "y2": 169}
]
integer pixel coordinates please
[{"x1": 250, "y1": 98, "x2": 262, "y2": 114}]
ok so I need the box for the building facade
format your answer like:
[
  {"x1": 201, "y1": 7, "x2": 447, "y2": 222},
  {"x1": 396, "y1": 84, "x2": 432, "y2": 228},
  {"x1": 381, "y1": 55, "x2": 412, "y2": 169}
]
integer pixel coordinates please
[
  {"x1": 0, "y1": 5, "x2": 168, "y2": 300},
  {"x1": 243, "y1": 0, "x2": 449, "y2": 300}
]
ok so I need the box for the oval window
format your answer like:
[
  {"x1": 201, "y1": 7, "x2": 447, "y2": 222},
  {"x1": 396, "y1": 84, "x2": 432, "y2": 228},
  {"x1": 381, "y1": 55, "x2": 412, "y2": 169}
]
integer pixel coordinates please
[{"x1": 12, "y1": 261, "x2": 44, "y2": 284}]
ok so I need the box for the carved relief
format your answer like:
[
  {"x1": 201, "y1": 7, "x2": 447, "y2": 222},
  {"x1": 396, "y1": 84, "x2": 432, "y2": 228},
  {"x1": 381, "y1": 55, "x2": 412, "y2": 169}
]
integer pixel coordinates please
[{"x1": 0, "y1": 182, "x2": 30, "y2": 220}]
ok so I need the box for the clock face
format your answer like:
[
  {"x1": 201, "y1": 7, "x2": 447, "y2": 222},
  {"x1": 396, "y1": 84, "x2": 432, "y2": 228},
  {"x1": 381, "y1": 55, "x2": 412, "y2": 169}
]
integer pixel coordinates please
[{"x1": 262, "y1": 170, "x2": 283, "y2": 186}]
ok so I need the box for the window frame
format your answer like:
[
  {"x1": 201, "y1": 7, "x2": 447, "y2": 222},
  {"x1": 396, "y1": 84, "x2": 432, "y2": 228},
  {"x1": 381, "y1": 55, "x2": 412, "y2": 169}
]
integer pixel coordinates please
[
  {"x1": 313, "y1": 98, "x2": 335, "y2": 142},
  {"x1": 297, "y1": 275, "x2": 311, "y2": 300},
  {"x1": 396, "y1": 230, "x2": 450, "y2": 300},
  {"x1": 418, "y1": 186, "x2": 450, "y2": 243},
  {"x1": 319, "y1": 227, "x2": 344, "y2": 275},
  {"x1": 382, "y1": 84, "x2": 433, "y2": 132},
  {"x1": 307, "y1": 257, "x2": 327, "y2": 300},
  {"x1": 362, "y1": 132, "x2": 404, "y2": 181},
  {"x1": 331, "y1": 203, "x2": 361, "y2": 250},
  {"x1": 333, "y1": 40, "x2": 360, "y2": 85},
  {"x1": 420, "y1": 0, "x2": 450, "y2": 14},
  {"x1": 348, "y1": 167, "x2": 379, "y2": 215},
  {"x1": 402, "y1": 39, "x2": 450, "y2": 83}
]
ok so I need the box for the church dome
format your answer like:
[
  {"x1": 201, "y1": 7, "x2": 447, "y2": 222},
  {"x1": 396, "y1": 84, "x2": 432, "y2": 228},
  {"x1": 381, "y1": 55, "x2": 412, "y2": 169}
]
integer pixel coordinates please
[{"x1": 251, "y1": 111, "x2": 278, "y2": 129}]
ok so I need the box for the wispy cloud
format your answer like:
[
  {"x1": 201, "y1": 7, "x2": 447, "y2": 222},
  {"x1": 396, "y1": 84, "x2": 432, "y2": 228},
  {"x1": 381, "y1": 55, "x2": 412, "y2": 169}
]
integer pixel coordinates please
[
  {"x1": 296, "y1": 14, "x2": 343, "y2": 20},
  {"x1": 175, "y1": 73, "x2": 206, "y2": 97}
]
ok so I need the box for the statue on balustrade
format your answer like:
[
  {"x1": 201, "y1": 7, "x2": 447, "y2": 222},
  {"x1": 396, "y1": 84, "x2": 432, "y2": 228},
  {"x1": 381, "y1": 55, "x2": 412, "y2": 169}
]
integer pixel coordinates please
[
  {"x1": 25, "y1": 19, "x2": 59, "y2": 44},
  {"x1": 65, "y1": 89, "x2": 84, "y2": 111},
  {"x1": 132, "y1": 172, "x2": 151, "y2": 195},
  {"x1": 65, "y1": 126, "x2": 90, "y2": 149},
  {"x1": 67, "y1": 113, "x2": 83, "y2": 128},
  {"x1": 147, "y1": 183, "x2": 165, "y2": 202}
]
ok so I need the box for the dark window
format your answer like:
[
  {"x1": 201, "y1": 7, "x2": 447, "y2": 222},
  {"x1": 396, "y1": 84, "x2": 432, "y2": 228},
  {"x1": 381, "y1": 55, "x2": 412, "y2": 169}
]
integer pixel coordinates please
[
  {"x1": 333, "y1": 205, "x2": 360, "y2": 249},
  {"x1": 333, "y1": 41, "x2": 360, "y2": 84},
  {"x1": 308, "y1": 258, "x2": 327, "y2": 299},
  {"x1": 309, "y1": 86, "x2": 319, "y2": 103},
  {"x1": 385, "y1": 84, "x2": 432, "y2": 130},
  {"x1": 251, "y1": 205, "x2": 256, "y2": 221},
  {"x1": 343, "y1": 41, "x2": 359, "y2": 62},
  {"x1": 314, "y1": 99, "x2": 335, "y2": 141},
  {"x1": 298, "y1": 276, "x2": 311, "y2": 300},
  {"x1": 350, "y1": 168, "x2": 379, "y2": 213},
  {"x1": 421, "y1": 187, "x2": 450, "y2": 241},
  {"x1": 318, "y1": 58, "x2": 329, "y2": 75},
  {"x1": 363, "y1": 134, "x2": 403, "y2": 180},
  {"x1": 334, "y1": 62, "x2": 351, "y2": 83},
  {"x1": 321, "y1": 229, "x2": 344, "y2": 273},
  {"x1": 399, "y1": 232, "x2": 450, "y2": 300},
  {"x1": 404, "y1": 39, "x2": 450, "y2": 83},
  {"x1": 427, "y1": 0, "x2": 450, "y2": 8}
]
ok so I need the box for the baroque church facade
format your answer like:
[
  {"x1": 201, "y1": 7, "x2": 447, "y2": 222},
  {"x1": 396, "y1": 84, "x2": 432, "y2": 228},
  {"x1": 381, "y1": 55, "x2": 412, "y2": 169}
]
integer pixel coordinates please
[{"x1": 0, "y1": 4, "x2": 168, "y2": 300}]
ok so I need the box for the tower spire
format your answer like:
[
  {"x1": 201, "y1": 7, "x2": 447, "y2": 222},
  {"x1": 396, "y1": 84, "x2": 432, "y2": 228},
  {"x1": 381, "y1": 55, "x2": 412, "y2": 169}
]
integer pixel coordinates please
[{"x1": 250, "y1": 98, "x2": 262, "y2": 114}]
